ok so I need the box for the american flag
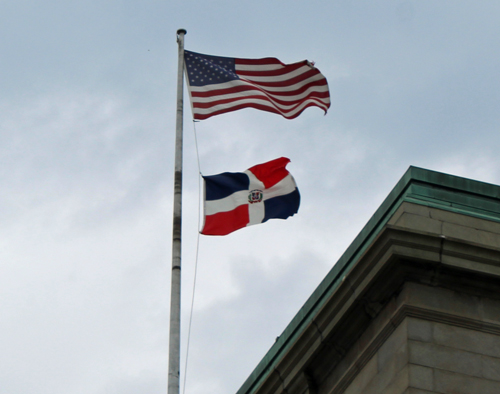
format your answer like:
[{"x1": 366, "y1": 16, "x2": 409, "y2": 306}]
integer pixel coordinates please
[{"x1": 184, "y1": 50, "x2": 330, "y2": 120}]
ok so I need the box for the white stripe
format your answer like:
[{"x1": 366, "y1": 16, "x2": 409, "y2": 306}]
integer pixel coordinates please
[
  {"x1": 248, "y1": 202, "x2": 265, "y2": 226},
  {"x1": 236, "y1": 65, "x2": 313, "y2": 83},
  {"x1": 245, "y1": 170, "x2": 265, "y2": 226},
  {"x1": 204, "y1": 190, "x2": 247, "y2": 216},
  {"x1": 235, "y1": 63, "x2": 284, "y2": 71},
  {"x1": 245, "y1": 170, "x2": 266, "y2": 190}
]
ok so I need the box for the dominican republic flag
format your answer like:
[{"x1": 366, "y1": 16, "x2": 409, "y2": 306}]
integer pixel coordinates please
[
  {"x1": 202, "y1": 157, "x2": 300, "y2": 236},
  {"x1": 184, "y1": 50, "x2": 330, "y2": 120}
]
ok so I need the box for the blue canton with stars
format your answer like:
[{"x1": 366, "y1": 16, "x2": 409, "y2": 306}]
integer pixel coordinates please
[{"x1": 185, "y1": 50, "x2": 239, "y2": 87}]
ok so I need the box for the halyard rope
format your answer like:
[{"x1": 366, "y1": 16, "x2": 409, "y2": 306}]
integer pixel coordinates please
[{"x1": 182, "y1": 119, "x2": 202, "y2": 394}]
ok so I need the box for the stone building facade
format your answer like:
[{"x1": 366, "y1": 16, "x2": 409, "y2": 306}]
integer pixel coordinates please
[{"x1": 235, "y1": 166, "x2": 500, "y2": 394}]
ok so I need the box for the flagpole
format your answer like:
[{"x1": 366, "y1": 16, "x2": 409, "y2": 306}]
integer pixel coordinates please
[{"x1": 168, "y1": 28, "x2": 186, "y2": 394}]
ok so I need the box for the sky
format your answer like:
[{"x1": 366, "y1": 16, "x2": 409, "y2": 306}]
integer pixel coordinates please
[{"x1": 2, "y1": 1, "x2": 500, "y2": 393}]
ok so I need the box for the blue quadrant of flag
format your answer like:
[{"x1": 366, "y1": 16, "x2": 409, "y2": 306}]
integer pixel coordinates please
[
  {"x1": 263, "y1": 190, "x2": 300, "y2": 222},
  {"x1": 185, "y1": 51, "x2": 238, "y2": 87},
  {"x1": 204, "y1": 172, "x2": 250, "y2": 201}
]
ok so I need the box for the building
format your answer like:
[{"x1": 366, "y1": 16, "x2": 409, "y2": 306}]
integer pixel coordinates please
[{"x1": 235, "y1": 166, "x2": 500, "y2": 394}]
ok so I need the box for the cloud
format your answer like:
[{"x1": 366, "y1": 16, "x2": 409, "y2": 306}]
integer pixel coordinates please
[{"x1": 0, "y1": 91, "x2": 172, "y2": 394}]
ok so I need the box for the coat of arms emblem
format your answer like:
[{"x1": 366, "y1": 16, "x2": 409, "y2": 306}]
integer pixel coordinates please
[{"x1": 248, "y1": 189, "x2": 263, "y2": 204}]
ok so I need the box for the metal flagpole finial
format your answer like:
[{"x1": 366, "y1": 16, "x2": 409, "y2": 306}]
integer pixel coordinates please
[{"x1": 177, "y1": 29, "x2": 187, "y2": 40}]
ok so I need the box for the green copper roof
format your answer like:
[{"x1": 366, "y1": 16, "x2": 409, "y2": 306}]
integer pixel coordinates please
[{"x1": 236, "y1": 166, "x2": 500, "y2": 394}]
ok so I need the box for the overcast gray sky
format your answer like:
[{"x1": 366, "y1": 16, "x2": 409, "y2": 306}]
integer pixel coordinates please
[{"x1": 2, "y1": 1, "x2": 500, "y2": 393}]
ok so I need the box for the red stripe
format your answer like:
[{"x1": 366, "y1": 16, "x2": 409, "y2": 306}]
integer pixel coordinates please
[
  {"x1": 193, "y1": 101, "x2": 325, "y2": 120},
  {"x1": 202, "y1": 205, "x2": 249, "y2": 236},
  {"x1": 235, "y1": 57, "x2": 285, "y2": 66}
]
